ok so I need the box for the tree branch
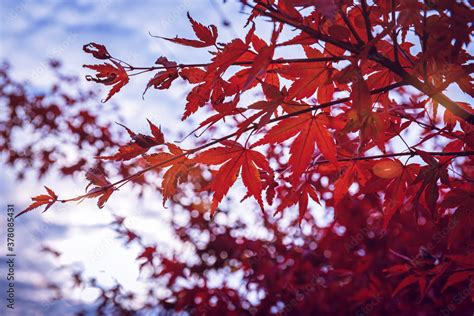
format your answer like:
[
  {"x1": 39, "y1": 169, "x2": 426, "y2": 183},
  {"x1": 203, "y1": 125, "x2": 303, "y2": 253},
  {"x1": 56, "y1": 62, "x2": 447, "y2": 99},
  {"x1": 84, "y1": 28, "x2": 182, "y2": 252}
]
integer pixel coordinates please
[
  {"x1": 251, "y1": 1, "x2": 359, "y2": 53},
  {"x1": 372, "y1": 55, "x2": 474, "y2": 124},
  {"x1": 59, "y1": 81, "x2": 407, "y2": 203},
  {"x1": 246, "y1": 1, "x2": 474, "y2": 125},
  {"x1": 338, "y1": 8, "x2": 364, "y2": 46},
  {"x1": 360, "y1": 0, "x2": 374, "y2": 41},
  {"x1": 391, "y1": 0, "x2": 399, "y2": 64},
  {"x1": 311, "y1": 151, "x2": 474, "y2": 168},
  {"x1": 122, "y1": 56, "x2": 346, "y2": 72}
]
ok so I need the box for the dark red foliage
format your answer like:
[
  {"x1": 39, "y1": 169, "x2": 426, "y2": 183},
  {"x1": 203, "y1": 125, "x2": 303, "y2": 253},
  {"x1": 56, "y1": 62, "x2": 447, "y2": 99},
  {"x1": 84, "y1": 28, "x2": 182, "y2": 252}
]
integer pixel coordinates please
[{"x1": 6, "y1": 0, "x2": 474, "y2": 315}]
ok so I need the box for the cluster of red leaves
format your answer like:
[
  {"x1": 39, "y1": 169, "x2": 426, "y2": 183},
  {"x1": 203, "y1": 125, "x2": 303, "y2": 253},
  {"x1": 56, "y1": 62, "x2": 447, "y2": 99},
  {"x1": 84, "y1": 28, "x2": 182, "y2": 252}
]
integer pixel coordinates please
[
  {"x1": 0, "y1": 63, "x2": 150, "y2": 212},
  {"x1": 76, "y1": 0, "x2": 474, "y2": 226},
  {"x1": 98, "y1": 120, "x2": 164, "y2": 161},
  {"x1": 12, "y1": 0, "x2": 474, "y2": 314},
  {"x1": 42, "y1": 190, "x2": 473, "y2": 315},
  {"x1": 0, "y1": 61, "x2": 118, "y2": 179}
]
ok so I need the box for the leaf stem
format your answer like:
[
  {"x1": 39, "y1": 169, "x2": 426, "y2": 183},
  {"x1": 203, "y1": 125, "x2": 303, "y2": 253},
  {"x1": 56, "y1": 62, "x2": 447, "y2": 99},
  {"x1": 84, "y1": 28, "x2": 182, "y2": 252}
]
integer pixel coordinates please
[
  {"x1": 56, "y1": 80, "x2": 472, "y2": 205},
  {"x1": 246, "y1": 1, "x2": 474, "y2": 125},
  {"x1": 310, "y1": 151, "x2": 474, "y2": 168},
  {"x1": 126, "y1": 56, "x2": 347, "y2": 72}
]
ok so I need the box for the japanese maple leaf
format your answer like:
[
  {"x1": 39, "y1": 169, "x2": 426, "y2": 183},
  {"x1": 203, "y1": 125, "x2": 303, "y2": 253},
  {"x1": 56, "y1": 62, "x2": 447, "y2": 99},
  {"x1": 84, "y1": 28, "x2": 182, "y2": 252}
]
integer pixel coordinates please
[
  {"x1": 98, "y1": 119, "x2": 165, "y2": 161},
  {"x1": 275, "y1": 179, "x2": 320, "y2": 224},
  {"x1": 441, "y1": 187, "x2": 474, "y2": 249},
  {"x1": 158, "y1": 257, "x2": 187, "y2": 287},
  {"x1": 442, "y1": 270, "x2": 474, "y2": 292},
  {"x1": 278, "y1": 31, "x2": 317, "y2": 46},
  {"x1": 16, "y1": 186, "x2": 57, "y2": 217},
  {"x1": 225, "y1": 22, "x2": 281, "y2": 91},
  {"x1": 181, "y1": 70, "x2": 237, "y2": 120},
  {"x1": 180, "y1": 67, "x2": 207, "y2": 84},
  {"x1": 290, "y1": 0, "x2": 338, "y2": 20},
  {"x1": 84, "y1": 167, "x2": 115, "y2": 209},
  {"x1": 136, "y1": 246, "x2": 156, "y2": 272},
  {"x1": 333, "y1": 163, "x2": 356, "y2": 205},
  {"x1": 83, "y1": 42, "x2": 111, "y2": 60},
  {"x1": 180, "y1": 68, "x2": 214, "y2": 119},
  {"x1": 208, "y1": 39, "x2": 251, "y2": 75},
  {"x1": 412, "y1": 150, "x2": 449, "y2": 216},
  {"x1": 344, "y1": 72, "x2": 389, "y2": 151},
  {"x1": 177, "y1": 34, "x2": 253, "y2": 120},
  {"x1": 238, "y1": 82, "x2": 286, "y2": 132},
  {"x1": 229, "y1": 61, "x2": 281, "y2": 93},
  {"x1": 194, "y1": 140, "x2": 273, "y2": 216},
  {"x1": 142, "y1": 143, "x2": 192, "y2": 205},
  {"x1": 333, "y1": 162, "x2": 370, "y2": 205},
  {"x1": 159, "y1": 13, "x2": 218, "y2": 48},
  {"x1": 391, "y1": 274, "x2": 420, "y2": 298},
  {"x1": 377, "y1": 162, "x2": 419, "y2": 228},
  {"x1": 143, "y1": 57, "x2": 179, "y2": 96},
  {"x1": 241, "y1": 169, "x2": 278, "y2": 206},
  {"x1": 254, "y1": 112, "x2": 337, "y2": 184},
  {"x1": 279, "y1": 46, "x2": 334, "y2": 101},
  {"x1": 84, "y1": 59, "x2": 129, "y2": 102},
  {"x1": 195, "y1": 95, "x2": 245, "y2": 134},
  {"x1": 240, "y1": 25, "x2": 281, "y2": 91}
]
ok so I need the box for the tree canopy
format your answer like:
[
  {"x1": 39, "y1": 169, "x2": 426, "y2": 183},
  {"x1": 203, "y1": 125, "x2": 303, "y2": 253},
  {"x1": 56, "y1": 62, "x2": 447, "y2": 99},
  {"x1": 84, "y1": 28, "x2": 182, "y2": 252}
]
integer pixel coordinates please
[{"x1": 6, "y1": 1, "x2": 474, "y2": 315}]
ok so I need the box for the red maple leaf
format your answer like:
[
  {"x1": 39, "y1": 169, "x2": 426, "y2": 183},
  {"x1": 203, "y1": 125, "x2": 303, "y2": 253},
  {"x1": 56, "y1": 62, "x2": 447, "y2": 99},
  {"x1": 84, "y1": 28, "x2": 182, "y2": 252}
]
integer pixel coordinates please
[
  {"x1": 16, "y1": 186, "x2": 57, "y2": 217},
  {"x1": 98, "y1": 120, "x2": 164, "y2": 161},
  {"x1": 159, "y1": 13, "x2": 218, "y2": 48},
  {"x1": 84, "y1": 60, "x2": 129, "y2": 102},
  {"x1": 143, "y1": 57, "x2": 179, "y2": 95},
  {"x1": 194, "y1": 140, "x2": 273, "y2": 216},
  {"x1": 142, "y1": 143, "x2": 192, "y2": 205},
  {"x1": 254, "y1": 112, "x2": 337, "y2": 184}
]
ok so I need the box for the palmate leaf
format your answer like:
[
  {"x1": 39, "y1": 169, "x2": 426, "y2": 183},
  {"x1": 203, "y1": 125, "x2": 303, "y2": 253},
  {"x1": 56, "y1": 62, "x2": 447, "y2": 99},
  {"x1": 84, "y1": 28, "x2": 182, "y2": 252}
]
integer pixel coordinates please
[
  {"x1": 143, "y1": 143, "x2": 191, "y2": 206},
  {"x1": 254, "y1": 112, "x2": 337, "y2": 184},
  {"x1": 98, "y1": 120, "x2": 164, "y2": 161},
  {"x1": 143, "y1": 57, "x2": 179, "y2": 95},
  {"x1": 159, "y1": 13, "x2": 218, "y2": 48},
  {"x1": 16, "y1": 186, "x2": 58, "y2": 217},
  {"x1": 194, "y1": 140, "x2": 273, "y2": 216},
  {"x1": 84, "y1": 59, "x2": 129, "y2": 102},
  {"x1": 372, "y1": 159, "x2": 403, "y2": 179},
  {"x1": 82, "y1": 168, "x2": 115, "y2": 209},
  {"x1": 275, "y1": 179, "x2": 320, "y2": 224}
]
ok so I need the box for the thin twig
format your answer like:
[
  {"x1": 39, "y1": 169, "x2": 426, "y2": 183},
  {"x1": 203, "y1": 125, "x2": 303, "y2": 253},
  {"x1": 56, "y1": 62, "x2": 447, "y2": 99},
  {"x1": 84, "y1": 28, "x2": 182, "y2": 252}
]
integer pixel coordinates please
[
  {"x1": 58, "y1": 81, "x2": 407, "y2": 203},
  {"x1": 361, "y1": 0, "x2": 374, "y2": 41},
  {"x1": 126, "y1": 56, "x2": 346, "y2": 72}
]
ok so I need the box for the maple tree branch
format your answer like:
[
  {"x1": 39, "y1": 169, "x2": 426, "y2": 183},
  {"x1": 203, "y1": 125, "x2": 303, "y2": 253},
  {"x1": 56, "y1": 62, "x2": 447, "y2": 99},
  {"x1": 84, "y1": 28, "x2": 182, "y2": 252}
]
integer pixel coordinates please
[
  {"x1": 124, "y1": 56, "x2": 346, "y2": 72},
  {"x1": 421, "y1": 6, "x2": 429, "y2": 84},
  {"x1": 250, "y1": 1, "x2": 359, "y2": 53},
  {"x1": 58, "y1": 81, "x2": 407, "y2": 203},
  {"x1": 360, "y1": 0, "x2": 374, "y2": 41},
  {"x1": 310, "y1": 151, "x2": 474, "y2": 168},
  {"x1": 76, "y1": 3, "x2": 472, "y2": 206},
  {"x1": 373, "y1": 56, "x2": 474, "y2": 125},
  {"x1": 112, "y1": 82, "x2": 405, "y2": 182},
  {"x1": 338, "y1": 8, "x2": 364, "y2": 46},
  {"x1": 394, "y1": 113, "x2": 463, "y2": 140},
  {"x1": 247, "y1": 1, "x2": 474, "y2": 125},
  {"x1": 431, "y1": 64, "x2": 474, "y2": 94},
  {"x1": 391, "y1": 0, "x2": 399, "y2": 64}
]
